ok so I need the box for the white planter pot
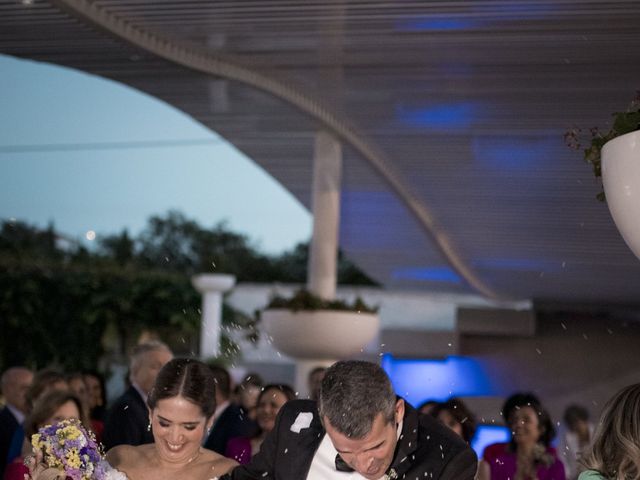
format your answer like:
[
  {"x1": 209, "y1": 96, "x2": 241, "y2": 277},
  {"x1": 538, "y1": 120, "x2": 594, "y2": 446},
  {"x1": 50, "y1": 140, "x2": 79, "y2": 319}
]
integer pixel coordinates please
[
  {"x1": 262, "y1": 309, "x2": 380, "y2": 359},
  {"x1": 602, "y1": 130, "x2": 640, "y2": 259}
]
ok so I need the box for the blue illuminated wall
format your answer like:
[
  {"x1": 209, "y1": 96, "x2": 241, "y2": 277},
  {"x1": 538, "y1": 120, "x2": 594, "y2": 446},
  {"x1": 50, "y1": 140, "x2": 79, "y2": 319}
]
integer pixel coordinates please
[
  {"x1": 472, "y1": 425, "x2": 510, "y2": 459},
  {"x1": 382, "y1": 354, "x2": 508, "y2": 458},
  {"x1": 381, "y1": 354, "x2": 497, "y2": 407}
]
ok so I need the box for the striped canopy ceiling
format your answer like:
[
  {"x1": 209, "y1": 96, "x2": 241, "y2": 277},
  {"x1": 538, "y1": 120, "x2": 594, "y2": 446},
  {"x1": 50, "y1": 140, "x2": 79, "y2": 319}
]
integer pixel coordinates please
[{"x1": 3, "y1": 0, "x2": 640, "y2": 310}]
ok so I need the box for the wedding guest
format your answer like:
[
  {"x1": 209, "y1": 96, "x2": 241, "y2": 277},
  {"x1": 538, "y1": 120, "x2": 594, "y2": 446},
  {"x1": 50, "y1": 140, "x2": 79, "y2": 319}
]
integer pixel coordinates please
[
  {"x1": 0, "y1": 367, "x2": 33, "y2": 478},
  {"x1": 103, "y1": 341, "x2": 173, "y2": 449},
  {"x1": 83, "y1": 371, "x2": 106, "y2": 441},
  {"x1": 203, "y1": 365, "x2": 255, "y2": 455},
  {"x1": 578, "y1": 383, "x2": 640, "y2": 480},
  {"x1": 5, "y1": 369, "x2": 67, "y2": 467},
  {"x1": 106, "y1": 358, "x2": 237, "y2": 479},
  {"x1": 3, "y1": 390, "x2": 86, "y2": 480},
  {"x1": 67, "y1": 372, "x2": 90, "y2": 419},
  {"x1": 234, "y1": 373, "x2": 263, "y2": 422},
  {"x1": 477, "y1": 393, "x2": 565, "y2": 480},
  {"x1": 222, "y1": 360, "x2": 477, "y2": 480},
  {"x1": 225, "y1": 384, "x2": 296, "y2": 464},
  {"x1": 418, "y1": 399, "x2": 439, "y2": 415},
  {"x1": 83, "y1": 371, "x2": 106, "y2": 422},
  {"x1": 24, "y1": 369, "x2": 68, "y2": 410},
  {"x1": 432, "y1": 397, "x2": 477, "y2": 444},
  {"x1": 559, "y1": 404, "x2": 594, "y2": 480},
  {"x1": 307, "y1": 366, "x2": 326, "y2": 401}
]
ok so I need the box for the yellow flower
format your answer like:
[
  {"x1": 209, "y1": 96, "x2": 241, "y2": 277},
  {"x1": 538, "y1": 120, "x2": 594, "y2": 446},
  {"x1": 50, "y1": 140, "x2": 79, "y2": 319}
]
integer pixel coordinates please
[
  {"x1": 66, "y1": 448, "x2": 81, "y2": 469},
  {"x1": 61, "y1": 425, "x2": 81, "y2": 440}
]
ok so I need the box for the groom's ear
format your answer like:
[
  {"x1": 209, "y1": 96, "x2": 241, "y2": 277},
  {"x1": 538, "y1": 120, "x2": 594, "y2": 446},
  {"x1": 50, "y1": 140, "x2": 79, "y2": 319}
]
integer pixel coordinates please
[{"x1": 394, "y1": 399, "x2": 405, "y2": 425}]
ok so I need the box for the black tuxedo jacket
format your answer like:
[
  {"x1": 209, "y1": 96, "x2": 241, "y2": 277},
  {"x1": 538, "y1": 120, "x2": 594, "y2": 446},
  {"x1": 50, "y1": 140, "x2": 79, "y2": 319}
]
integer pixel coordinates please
[
  {"x1": 222, "y1": 398, "x2": 477, "y2": 480},
  {"x1": 0, "y1": 406, "x2": 20, "y2": 478},
  {"x1": 204, "y1": 403, "x2": 255, "y2": 455},
  {"x1": 102, "y1": 385, "x2": 153, "y2": 450}
]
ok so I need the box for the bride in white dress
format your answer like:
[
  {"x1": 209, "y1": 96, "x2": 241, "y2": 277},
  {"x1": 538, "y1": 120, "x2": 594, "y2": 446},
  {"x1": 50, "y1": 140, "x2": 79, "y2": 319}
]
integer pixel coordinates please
[
  {"x1": 28, "y1": 358, "x2": 237, "y2": 480},
  {"x1": 106, "y1": 358, "x2": 237, "y2": 480}
]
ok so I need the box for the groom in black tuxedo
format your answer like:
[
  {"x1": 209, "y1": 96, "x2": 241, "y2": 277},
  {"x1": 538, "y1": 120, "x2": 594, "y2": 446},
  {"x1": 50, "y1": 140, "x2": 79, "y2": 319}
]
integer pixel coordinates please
[{"x1": 222, "y1": 360, "x2": 476, "y2": 480}]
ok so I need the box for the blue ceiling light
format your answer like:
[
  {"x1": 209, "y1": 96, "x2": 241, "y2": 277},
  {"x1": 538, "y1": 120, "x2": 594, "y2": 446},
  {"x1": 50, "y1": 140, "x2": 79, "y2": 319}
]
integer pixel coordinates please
[
  {"x1": 472, "y1": 136, "x2": 557, "y2": 171},
  {"x1": 392, "y1": 266, "x2": 462, "y2": 284},
  {"x1": 396, "y1": 102, "x2": 482, "y2": 131},
  {"x1": 395, "y1": 17, "x2": 482, "y2": 32},
  {"x1": 395, "y1": 2, "x2": 556, "y2": 33}
]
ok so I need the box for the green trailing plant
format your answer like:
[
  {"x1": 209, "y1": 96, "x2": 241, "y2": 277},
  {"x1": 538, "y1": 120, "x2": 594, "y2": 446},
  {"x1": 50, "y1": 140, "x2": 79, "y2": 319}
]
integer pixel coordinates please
[
  {"x1": 264, "y1": 288, "x2": 378, "y2": 313},
  {"x1": 565, "y1": 92, "x2": 640, "y2": 201}
]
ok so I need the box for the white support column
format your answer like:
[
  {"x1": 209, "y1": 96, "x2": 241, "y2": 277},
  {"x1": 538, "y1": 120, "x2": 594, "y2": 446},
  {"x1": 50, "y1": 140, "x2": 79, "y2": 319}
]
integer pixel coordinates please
[
  {"x1": 307, "y1": 130, "x2": 342, "y2": 300},
  {"x1": 191, "y1": 273, "x2": 236, "y2": 359}
]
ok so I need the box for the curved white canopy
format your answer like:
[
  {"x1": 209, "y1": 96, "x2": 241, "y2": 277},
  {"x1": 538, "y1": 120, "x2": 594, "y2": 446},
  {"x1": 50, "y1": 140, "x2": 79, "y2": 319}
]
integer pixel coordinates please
[{"x1": 2, "y1": 0, "x2": 640, "y2": 308}]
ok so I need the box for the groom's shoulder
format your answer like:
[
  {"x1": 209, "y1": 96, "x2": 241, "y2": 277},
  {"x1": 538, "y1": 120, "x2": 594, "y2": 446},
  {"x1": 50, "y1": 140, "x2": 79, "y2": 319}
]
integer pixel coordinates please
[
  {"x1": 278, "y1": 399, "x2": 318, "y2": 418},
  {"x1": 417, "y1": 411, "x2": 471, "y2": 454}
]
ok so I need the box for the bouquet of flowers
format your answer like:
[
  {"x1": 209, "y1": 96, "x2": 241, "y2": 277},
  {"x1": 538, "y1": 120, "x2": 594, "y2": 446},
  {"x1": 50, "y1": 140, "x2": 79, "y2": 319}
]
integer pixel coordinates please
[{"x1": 30, "y1": 418, "x2": 111, "y2": 480}]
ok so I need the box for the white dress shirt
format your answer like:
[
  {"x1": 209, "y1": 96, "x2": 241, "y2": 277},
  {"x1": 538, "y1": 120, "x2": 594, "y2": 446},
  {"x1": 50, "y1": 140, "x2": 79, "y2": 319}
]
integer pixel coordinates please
[
  {"x1": 6, "y1": 403, "x2": 25, "y2": 425},
  {"x1": 306, "y1": 422, "x2": 403, "y2": 480}
]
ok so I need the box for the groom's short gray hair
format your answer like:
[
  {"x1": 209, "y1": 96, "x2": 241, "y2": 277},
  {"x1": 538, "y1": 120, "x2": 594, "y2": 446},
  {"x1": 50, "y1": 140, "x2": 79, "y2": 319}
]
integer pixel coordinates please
[{"x1": 318, "y1": 360, "x2": 396, "y2": 438}]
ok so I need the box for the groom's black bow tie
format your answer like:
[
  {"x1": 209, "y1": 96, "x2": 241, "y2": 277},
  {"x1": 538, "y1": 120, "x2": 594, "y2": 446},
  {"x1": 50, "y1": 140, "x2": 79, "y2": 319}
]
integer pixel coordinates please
[
  {"x1": 335, "y1": 454, "x2": 355, "y2": 473},
  {"x1": 335, "y1": 454, "x2": 399, "y2": 479}
]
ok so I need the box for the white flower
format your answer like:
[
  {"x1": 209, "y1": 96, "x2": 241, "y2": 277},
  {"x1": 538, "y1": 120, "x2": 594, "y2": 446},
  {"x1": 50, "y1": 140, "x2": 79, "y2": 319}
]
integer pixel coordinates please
[
  {"x1": 105, "y1": 469, "x2": 128, "y2": 480},
  {"x1": 100, "y1": 461, "x2": 128, "y2": 480},
  {"x1": 290, "y1": 412, "x2": 313, "y2": 433}
]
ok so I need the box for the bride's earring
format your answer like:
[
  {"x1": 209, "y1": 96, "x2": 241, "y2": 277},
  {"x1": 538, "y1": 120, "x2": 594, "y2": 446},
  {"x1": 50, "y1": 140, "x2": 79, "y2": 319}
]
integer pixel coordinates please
[{"x1": 147, "y1": 422, "x2": 152, "y2": 432}]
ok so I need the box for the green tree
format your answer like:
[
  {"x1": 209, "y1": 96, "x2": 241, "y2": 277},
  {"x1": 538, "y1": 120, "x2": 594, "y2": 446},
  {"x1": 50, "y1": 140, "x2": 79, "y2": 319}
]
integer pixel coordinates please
[{"x1": 0, "y1": 212, "x2": 377, "y2": 372}]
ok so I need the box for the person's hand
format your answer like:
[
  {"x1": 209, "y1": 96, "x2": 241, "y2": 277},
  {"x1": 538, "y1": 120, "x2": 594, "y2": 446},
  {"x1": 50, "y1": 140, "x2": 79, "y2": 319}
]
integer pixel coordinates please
[{"x1": 23, "y1": 450, "x2": 63, "y2": 480}]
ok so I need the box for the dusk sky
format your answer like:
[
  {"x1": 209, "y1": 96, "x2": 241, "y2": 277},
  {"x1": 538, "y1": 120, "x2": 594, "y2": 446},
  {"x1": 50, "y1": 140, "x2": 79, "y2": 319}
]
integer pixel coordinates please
[{"x1": 0, "y1": 54, "x2": 311, "y2": 254}]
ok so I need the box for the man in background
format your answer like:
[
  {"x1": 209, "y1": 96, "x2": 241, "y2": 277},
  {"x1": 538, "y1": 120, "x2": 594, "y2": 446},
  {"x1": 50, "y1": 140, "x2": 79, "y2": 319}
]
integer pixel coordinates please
[
  {"x1": 0, "y1": 367, "x2": 33, "y2": 478},
  {"x1": 307, "y1": 366, "x2": 326, "y2": 401},
  {"x1": 204, "y1": 365, "x2": 256, "y2": 455},
  {"x1": 102, "y1": 341, "x2": 172, "y2": 449}
]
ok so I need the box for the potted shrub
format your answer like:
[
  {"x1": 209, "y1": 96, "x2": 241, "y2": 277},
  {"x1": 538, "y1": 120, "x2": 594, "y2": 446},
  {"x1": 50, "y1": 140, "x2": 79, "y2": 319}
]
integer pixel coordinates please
[
  {"x1": 566, "y1": 92, "x2": 640, "y2": 258},
  {"x1": 260, "y1": 289, "x2": 380, "y2": 359}
]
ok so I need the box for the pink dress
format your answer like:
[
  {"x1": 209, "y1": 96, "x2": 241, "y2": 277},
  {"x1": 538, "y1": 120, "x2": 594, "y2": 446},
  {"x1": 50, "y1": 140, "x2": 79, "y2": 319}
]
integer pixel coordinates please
[
  {"x1": 484, "y1": 442, "x2": 566, "y2": 480},
  {"x1": 3, "y1": 457, "x2": 27, "y2": 480},
  {"x1": 225, "y1": 436, "x2": 253, "y2": 465}
]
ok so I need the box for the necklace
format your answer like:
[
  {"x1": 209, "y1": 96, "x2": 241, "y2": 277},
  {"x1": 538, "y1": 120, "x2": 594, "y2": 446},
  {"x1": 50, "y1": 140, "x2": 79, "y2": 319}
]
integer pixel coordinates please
[{"x1": 186, "y1": 448, "x2": 202, "y2": 464}]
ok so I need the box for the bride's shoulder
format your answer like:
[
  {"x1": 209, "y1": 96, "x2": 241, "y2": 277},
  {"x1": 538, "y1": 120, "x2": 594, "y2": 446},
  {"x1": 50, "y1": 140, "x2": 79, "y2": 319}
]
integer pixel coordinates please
[
  {"x1": 106, "y1": 444, "x2": 153, "y2": 468},
  {"x1": 199, "y1": 448, "x2": 238, "y2": 473}
]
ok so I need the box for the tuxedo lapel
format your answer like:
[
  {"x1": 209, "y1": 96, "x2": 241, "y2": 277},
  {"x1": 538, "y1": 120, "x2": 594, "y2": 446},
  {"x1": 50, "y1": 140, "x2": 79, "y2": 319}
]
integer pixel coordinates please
[{"x1": 387, "y1": 402, "x2": 420, "y2": 479}]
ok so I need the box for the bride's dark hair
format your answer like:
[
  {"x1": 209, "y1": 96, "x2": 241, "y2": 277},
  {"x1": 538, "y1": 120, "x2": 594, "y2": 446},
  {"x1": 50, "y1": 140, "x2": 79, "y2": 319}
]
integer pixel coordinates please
[{"x1": 147, "y1": 357, "x2": 216, "y2": 418}]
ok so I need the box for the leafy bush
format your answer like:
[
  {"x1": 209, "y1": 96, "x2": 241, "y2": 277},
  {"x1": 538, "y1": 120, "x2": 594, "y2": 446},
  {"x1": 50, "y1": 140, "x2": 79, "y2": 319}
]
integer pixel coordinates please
[{"x1": 265, "y1": 289, "x2": 378, "y2": 313}]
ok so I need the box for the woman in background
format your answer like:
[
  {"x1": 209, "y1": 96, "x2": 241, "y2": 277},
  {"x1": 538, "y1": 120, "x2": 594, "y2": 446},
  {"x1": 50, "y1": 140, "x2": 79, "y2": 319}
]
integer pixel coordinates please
[
  {"x1": 431, "y1": 397, "x2": 477, "y2": 444},
  {"x1": 225, "y1": 384, "x2": 296, "y2": 464},
  {"x1": 477, "y1": 393, "x2": 565, "y2": 480},
  {"x1": 4, "y1": 390, "x2": 85, "y2": 480},
  {"x1": 578, "y1": 383, "x2": 640, "y2": 480}
]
